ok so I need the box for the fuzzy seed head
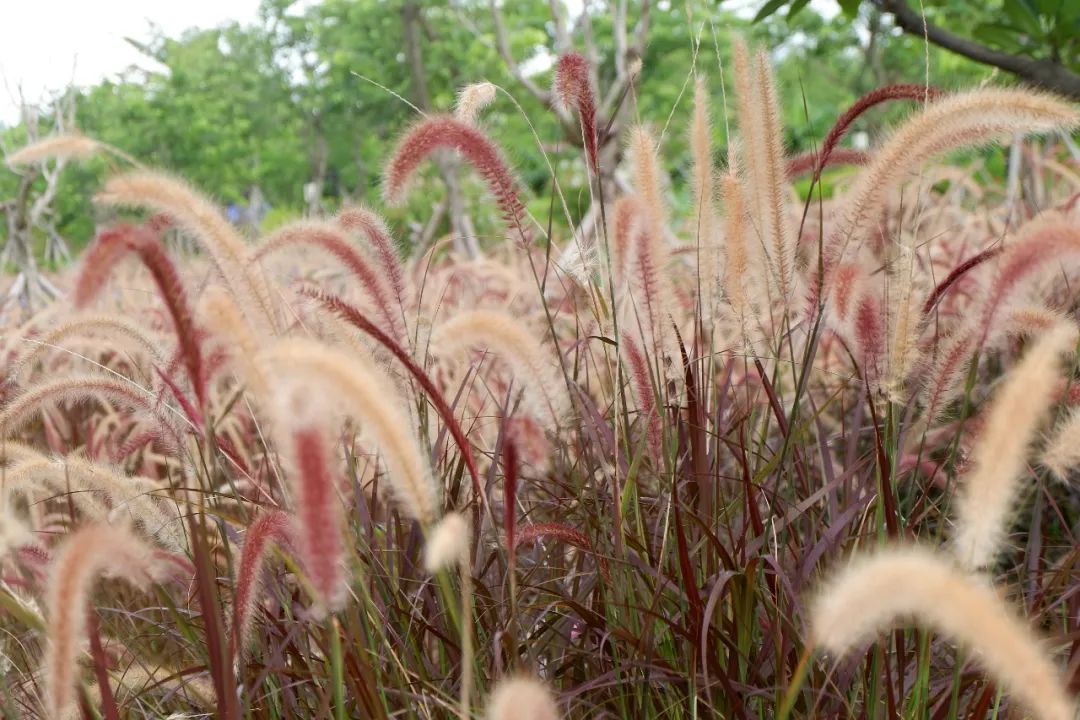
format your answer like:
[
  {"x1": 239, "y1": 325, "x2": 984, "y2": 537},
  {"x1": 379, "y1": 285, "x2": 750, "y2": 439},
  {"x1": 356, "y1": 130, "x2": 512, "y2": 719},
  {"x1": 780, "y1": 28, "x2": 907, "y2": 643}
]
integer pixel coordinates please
[
  {"x1": 7, "y1": 133, "x2": 101, "y2": 166},
  {"x1": 424, "y1": 511, "x2": 470, "y2": 573},
  {"x1": 812, "y1": 546, "x2": 1074, "y2": 720},
  {"x1": 953, "y1": 320, "x2": 1078, "y2": 570},
  {"x1": 455, "y1": 82, "x2": 497, "y2": 125},
  {"x1": 485, "y1": 676, "x2": 560, "y2": 720},
  {"x1": 382, "y1": 115, "x2": 525, "y2": 231}
]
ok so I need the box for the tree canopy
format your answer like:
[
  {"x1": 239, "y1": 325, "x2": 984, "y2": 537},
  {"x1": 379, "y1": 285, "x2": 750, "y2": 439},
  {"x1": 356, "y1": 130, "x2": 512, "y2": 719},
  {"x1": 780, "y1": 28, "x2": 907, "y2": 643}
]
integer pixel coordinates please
[{"x1": 0, "y1": 0, "x2": 1028, "y2": 256}]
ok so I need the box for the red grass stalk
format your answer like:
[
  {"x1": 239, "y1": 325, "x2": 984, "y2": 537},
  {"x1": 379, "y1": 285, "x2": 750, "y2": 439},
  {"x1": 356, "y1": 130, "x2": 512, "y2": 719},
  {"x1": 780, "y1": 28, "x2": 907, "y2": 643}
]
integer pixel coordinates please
[
  {"x1": 382, "y1": 115, "x2": 527, "y2": 238},
  {"x1": 256, "y1": 222, "x2": 405, "y2": 342},
  {"x1": 337, "y1": 206, "x2": 408, "y2": 312},
  {"x1": 854, "y1": 290, "x2": 885, "y2": 386},
  {"x1": 111, "y1": 429, "x2": 161, "y2": 464},
  {"x1": 502, "y1": 435, "x2": 518, "y2": 570},
  {"x1": 612, "y1": 195, "x2": 645, "y2": 283},
  {"x1": 299, "y1": 286, "x2": 485, "y2": 510},
  {"x1": 155, "y1": 367, "x2": 203, "y2": 429},
  {"x1": 922, "y1": 246, "x2": 1003, "y2": 315},
  {"x1": 555, "y1": 52, "x2": 599, "y2": 174},
  {"x1": 75, "y1": 223, "x2": 206, "y2": 411},
  {"x1": 622, "y1": 336, "x2": 661, "y2": 460},
  {"x1": 289, "y1": 424, "x2": 347, "y2": 617},
  {"x1": 515, "y1": 522, "x2": 611, "y2": 582},
  {"x1": 814, "y1": 84, "x2": 942, "y2": 180},
  {"x1": 505, "y1": 415, "x2": 551, "y2": 473},
  {"x1": 231, "y1": 510, "x2": 293, "y2": 660},
  {"x1": 785, "y1": 148, "x2": 869, "y2": 179},
  {"x1": 630, "y1": 217, "x2": 667, "y2": 360}
]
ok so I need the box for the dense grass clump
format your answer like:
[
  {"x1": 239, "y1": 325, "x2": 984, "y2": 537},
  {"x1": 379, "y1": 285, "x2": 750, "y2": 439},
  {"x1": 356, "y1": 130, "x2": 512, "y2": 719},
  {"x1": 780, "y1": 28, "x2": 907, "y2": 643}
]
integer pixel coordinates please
[{"x1": 2, "y1": 40, "x2": 1080, "y2": 720}]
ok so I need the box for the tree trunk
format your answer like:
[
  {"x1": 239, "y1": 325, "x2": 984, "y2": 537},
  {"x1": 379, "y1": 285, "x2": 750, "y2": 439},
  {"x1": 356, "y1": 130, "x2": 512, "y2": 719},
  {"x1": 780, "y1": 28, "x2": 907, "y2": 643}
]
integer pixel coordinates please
[{"x1": 402, "y1": 0, "x2": 478, "y2": 257}]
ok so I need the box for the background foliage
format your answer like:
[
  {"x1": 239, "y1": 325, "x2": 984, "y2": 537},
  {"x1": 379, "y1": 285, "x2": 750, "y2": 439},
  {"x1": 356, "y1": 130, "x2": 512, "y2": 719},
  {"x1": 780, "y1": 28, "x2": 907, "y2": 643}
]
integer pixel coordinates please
[{"x1": 0, "y1": 0, "x2": 1003, "y2": 257}]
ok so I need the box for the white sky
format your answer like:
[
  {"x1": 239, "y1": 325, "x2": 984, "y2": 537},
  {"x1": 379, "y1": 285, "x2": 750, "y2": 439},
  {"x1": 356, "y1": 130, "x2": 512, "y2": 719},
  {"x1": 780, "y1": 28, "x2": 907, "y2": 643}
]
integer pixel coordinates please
[{"x1": 0, "y1": 0, "x2": 263, "y2": 125}]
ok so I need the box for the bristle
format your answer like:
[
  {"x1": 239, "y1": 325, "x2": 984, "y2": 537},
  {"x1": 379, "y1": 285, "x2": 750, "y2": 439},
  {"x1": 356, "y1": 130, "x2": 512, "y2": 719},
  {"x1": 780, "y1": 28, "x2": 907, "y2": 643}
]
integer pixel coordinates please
[
  {"x1": 884, "y1": 246, "x2": 921, "y2": 398},
  {"x1": 752, "y1": 47, "x2": 795, "y2": 304},
  {"x1": 853, "y1": 289, "x2": 884, "y2": 386},
  {"x1": 255, "y1": 220, "x2": 405, "y2": 342},
  {"x1": 274, "y1": 392, "x2": 348, "y2": 616},
  {"x1": 382, "y1": 115, "x2": 526, "y2": 235},
  {"x1": 825, "y1": 89, "x2": 1080, "y2": 277},
  {"x1": 336, "y1": 206, "x2": 409, "y2": 313},
  {"x1": 198, "y1": 284, "x2": 266, "y2": 398},
  {"x1": 76, "y1": 223, "x2": 206, "y2": 409},
  {"x1": 433, "y1": 309, "x2": 571, "y2": 427},
  {"x1": 96, "y1": 170, "x2": 277, "y2": 333},
  {"x1": 720, "y1": 170, "x2": 752, "y2": 351},
  {"x1": 1042, "y1": 406, "x2": 1080, "y2": 480},
  {"x1": 455, "y1": 82, "x2": 497, "y2": 125},
  {"x1": 555, "y1": 52, "x2": 599, "y2": 173},
  {"x1": 953, "y1": 320, "x2": 1077, "y2": 570},
  {"x1": 813, "y1": 84, "x2": 941, "y2": 180},
  {"x1": 6, "y1": 133, "x2": 101, "y2": 166},
  {"x1": 690, "y1": 76, "x2": 721, "y2": 317},
  {"x1": 812, "y1": 546, "x2": 1074, "y2": 720},
  {"x1": 731, "y1": 38, "x2": 762, "y2": 222},
  {"x1": 43, "y1": 523, "x2": 168, "y2": 720},
  {"x1": 424, "y1": 511, "x2": 469, "y2": 573},
  {"x1": 261, "y1": 339, "x2": 440, "y2": 525},
  {"x1": 0, "y1": 375, "x2": 179, "y2": 446},
  {"x1": 972, "y1": 213, "x2": 1080, "y2": 343},
  {"x1": 621, "y1": 335, "x2": 661, "y2": 461},
  {"x1": 231, "y1": 510, "x2": 292, "y2": 658},
  {"x1": 2, "y1": 455, "x2": 182, "y2": 549},
  {"x1": 785, "y1": 148, "x2": 869, "y2": 178},
  {"x1": 516, "y1": 521, "x2": 611, "y2": 582},
  {"x1": 10, "y1": 312, "x2": 167, "y2": 381},
  {"x1": 626, "y1": 126, "x2": 676, "y2": 365},
  {"x1": 611, "y1": 194, "x2": 646, "y2": 285}
]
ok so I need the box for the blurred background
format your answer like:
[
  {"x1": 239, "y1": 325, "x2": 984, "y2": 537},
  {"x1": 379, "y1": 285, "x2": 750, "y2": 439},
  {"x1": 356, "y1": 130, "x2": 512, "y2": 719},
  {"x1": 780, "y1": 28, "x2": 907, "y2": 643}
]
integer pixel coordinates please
[{"x1": 0, "y1": 0, "x2": 1075, "y2": 260}]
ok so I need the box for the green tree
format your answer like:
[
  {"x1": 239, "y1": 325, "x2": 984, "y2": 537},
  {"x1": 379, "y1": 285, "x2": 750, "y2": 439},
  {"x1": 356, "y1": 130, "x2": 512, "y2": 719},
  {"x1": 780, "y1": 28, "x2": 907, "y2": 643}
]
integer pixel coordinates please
[{"x1": 746, "y1": 0, "x2": 1080, "y2": 99}]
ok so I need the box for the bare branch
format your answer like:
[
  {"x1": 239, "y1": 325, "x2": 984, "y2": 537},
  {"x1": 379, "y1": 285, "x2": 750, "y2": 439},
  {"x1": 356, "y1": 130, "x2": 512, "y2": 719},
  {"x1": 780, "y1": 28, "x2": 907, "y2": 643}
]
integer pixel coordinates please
[
  {"x1": 548, "y1": 0, "x2": 571, "y2": 55},
  {"x1": 489, "y1": 0, "x2": 557, "y2": 109}
]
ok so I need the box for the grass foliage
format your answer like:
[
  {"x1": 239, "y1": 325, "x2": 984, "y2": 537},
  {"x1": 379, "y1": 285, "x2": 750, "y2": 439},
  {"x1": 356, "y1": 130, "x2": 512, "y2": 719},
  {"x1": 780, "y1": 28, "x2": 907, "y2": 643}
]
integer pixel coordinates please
[{"x1": 2, "y1": 40, "x2": 1080, "y2": 720}]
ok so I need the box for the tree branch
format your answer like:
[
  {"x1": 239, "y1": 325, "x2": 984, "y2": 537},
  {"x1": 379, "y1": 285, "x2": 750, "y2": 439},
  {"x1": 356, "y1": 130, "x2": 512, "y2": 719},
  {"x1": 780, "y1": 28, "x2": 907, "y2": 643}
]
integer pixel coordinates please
[
  {"x1": 489, "y1": 0, "x2": 558, "y2": 111},
  {"x1": 874, "y1": 0, "x2": 1080, "y2": 100}
]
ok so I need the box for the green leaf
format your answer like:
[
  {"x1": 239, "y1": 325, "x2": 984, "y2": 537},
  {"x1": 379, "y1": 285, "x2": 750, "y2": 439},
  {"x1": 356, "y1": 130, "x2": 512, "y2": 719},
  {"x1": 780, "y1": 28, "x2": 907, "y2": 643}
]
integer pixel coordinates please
[
  {"x1": 787, "y1": 0, "x2": 812, "y2": 17},
  {"x1": 838, "y1": 0, "x2": 862, "y2": 19},
  {"x1": 752, "y1": 0, "x2": 790, "y2": 23},
  {"x1": 1002, "y1": 0, "x2": 1045, "y2": 37},
  {"x1": 1031, "y1": 0, "x2": 1062, "y2": 16},
  {"x1": 973, "y1": 22, "x2": 1025, "y2": 50}
]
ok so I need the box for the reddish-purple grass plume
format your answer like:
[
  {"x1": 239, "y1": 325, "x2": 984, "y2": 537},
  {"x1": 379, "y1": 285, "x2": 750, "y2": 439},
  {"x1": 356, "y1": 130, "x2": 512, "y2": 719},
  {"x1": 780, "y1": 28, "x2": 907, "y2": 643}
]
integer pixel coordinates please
[
  {"x1": 289, "y1": 424, "x2": 347, "y2": 616},
  {"x1": 555, "y1": 52, "x2": 600, "y2": 174},
  {"x1": 256, "y1": 222, "x2": 405, "y2": 343},
  {"x1": 336, "y1": 206, "x2": 408, "y2": 312},
  {"x1": 232, "y1": 510, "x2": 293, "y2": 659},
  {"x1": 812, "y1": 83, "x2": 942, "y2": 181},
  {"x1": 623, "y1": 336, "x2": 662, "y2": 460},
  {"x1": 75, "y1": 222, "x2": 207, "y2": 411},
  {"x1": 515, "y1": 522, "x2": 610, "y2": 582},
  {"x1": 382, "y1": 114, "x2": 526, "y2": 234},
  {"x1": 299, "y1": 286, "x2": 485, "y2": 508}
]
